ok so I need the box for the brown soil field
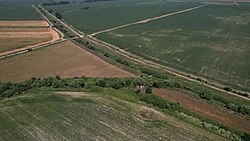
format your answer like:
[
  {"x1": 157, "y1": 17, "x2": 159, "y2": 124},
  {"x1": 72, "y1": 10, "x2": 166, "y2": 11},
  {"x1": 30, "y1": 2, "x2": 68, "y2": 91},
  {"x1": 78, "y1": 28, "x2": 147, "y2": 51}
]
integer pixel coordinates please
[
  {"x1": 153, "y1": 89, "x2": 250, "y2": 133},
  {"x1": 0, "y1": 20, "x2": 49, "y2": 27},
  {"x1": 0, "y1": 27, "x2": 60, "y2": 53},
  {"x1": 0, "y1": 41, "x2": 135, "y2": 82}
]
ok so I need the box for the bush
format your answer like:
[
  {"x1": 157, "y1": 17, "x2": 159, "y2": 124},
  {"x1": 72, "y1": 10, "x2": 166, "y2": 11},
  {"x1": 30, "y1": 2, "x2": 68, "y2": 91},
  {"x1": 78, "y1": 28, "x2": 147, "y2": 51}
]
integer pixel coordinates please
[
  {"x1": 224, "y1": 87, "x2": 232, "y2": 92},
  {"x1": 48, "y1": 9, "x2": 53, "y2": 13},
  {"x1": 199, "y1": 89, "x2": 213, "y2": 101},
  {"x1": 111, "y1": 81, "x2": 123, "y2": 89},
  {"x1": 145, "y1": 87, "x2": 152, "y2": 94},
  {"x1": 226, "y1": 103, "x2": 238, "y2": 111},
  {"x1": 55, "y1": 12, "x2": 62, "y2": 19},
  {"x1": 237, "y1": 105, "x2": 250, "y2": 115},
  {"x1": 96, "y1": 79, "x2": 106, "y2": 87},
  {"x1": 69, "y1": 80, "x2": 85, "y2": 88}
]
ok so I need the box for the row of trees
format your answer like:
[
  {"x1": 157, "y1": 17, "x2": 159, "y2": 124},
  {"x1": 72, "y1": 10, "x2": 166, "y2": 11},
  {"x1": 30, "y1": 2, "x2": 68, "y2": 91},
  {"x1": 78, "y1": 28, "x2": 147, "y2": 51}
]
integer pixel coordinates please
[{"x1": 74, "y1": 38, "x2": 250, "y2": 118}]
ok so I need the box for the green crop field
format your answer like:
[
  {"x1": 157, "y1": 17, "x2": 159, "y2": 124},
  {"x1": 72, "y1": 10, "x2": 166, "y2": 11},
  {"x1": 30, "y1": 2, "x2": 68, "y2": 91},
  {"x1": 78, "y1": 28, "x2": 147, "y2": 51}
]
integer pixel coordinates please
[
  {"x1": 97, "y1": 4, "x2": 250, "y2": 91},
  {"x1": 0, "y1": 90, "x2": 227, "y2": 141},
  {"x1": 44, "y1": 0, "x2": 199, "y2": 33},
  {"x1": 0, "y1": 0, "x2": 41, "y2": 20}
]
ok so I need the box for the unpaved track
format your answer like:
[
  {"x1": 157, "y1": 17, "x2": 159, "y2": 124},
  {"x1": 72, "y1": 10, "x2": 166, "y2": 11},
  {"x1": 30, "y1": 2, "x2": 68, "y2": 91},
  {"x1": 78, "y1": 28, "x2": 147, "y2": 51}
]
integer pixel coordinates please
[
  {"x1": 37, "y1": 4, "x2": 82, "y2": 38},
  {"x1": 90, "y1": 5, "x2": 207, "y2": 36}
]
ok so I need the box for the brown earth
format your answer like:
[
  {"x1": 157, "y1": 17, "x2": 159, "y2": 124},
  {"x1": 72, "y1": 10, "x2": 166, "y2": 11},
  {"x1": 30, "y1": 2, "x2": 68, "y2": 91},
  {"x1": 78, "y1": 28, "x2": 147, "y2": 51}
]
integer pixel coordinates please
[
  {"x1": 0, "y1": 20, "x2": 49, "y2": 27},
  {"x1": 153, "y1": 88, "x2": 250, "y2": 133},
  {"x1": 0, "y1": 27, "x2": 60, "y2": 54},
  {"x1": 0, "y1": 41, "x2": 135, "y2": 82}
]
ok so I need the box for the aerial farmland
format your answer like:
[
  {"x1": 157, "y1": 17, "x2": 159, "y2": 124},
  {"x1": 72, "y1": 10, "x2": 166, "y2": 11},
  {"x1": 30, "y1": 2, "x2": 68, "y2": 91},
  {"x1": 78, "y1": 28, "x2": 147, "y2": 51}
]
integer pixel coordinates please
[{"x1": 0, "y1": 0, "x2": 250, "y2": 141}]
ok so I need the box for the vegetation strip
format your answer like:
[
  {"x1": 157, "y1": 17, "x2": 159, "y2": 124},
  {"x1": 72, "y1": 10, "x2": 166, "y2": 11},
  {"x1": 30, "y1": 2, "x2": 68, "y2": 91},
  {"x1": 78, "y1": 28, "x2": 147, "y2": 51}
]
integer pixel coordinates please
[{"x1": 0, "y1": 76, "x2": 249, "y2": 140}]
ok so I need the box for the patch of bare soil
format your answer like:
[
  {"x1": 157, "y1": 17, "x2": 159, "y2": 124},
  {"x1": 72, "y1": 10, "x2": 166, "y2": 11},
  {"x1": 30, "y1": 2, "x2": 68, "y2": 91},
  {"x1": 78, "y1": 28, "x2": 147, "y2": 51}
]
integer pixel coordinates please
[
  {"x1": 0, "y1": 41, "x2": 135, "y2": 82},
  {"x1": 0, "y1": 20, "x2": 49, "y2": 27},
  {"x1": 153, "y1": 88, "x2": 250, "y2": 133},
  {"x1": 0, "y1": 27, "x2": 60, "y2": 54}
]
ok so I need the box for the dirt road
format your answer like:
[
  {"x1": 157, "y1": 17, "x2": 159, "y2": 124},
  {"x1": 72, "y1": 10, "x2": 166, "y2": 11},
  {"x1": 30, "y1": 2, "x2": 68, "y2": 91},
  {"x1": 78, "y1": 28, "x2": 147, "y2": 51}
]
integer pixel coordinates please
[{"x1": 90, "y1": 5, "x2": 207, "y2": 36}]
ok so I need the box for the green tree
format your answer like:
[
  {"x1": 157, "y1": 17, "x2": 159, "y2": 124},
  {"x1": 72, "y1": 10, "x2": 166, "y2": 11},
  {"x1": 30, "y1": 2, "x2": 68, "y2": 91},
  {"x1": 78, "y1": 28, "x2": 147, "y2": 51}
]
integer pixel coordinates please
[{"x1": 55, "y1": 12, "x2": 62, "y2": 19}]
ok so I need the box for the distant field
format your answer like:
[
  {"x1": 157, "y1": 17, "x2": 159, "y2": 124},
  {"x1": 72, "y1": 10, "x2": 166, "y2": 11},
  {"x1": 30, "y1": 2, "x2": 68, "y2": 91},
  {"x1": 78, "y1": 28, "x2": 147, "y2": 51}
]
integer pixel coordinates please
[
  {"x1": 0, "y1": 21, "x2": 49, "y2": 27},
  {"x1": 44, "y1": 0, "x2": 199, "y2": 33},
  {"x1": 0, "y1": 92, "x2": 226, "y2": 141},
  {"x1": 0, "y1": 27, "x2": 58, "y2": 53},
  {"x1": 97, "y1": 5, "x2": 250, "y2": 90},
  {"x1": 0, "y1": 41, "x2": 135, "y2": 82},
  {"x1": 0, "y1": 0, "x2": 41, "y2": 20}
]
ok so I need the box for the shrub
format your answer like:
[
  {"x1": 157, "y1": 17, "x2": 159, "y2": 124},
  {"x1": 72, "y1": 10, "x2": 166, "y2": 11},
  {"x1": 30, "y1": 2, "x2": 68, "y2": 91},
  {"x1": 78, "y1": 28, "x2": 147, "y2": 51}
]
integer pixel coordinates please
[
  {"x1": 145, "y1": 87, "x2": 152, "y2": 94},
  {"x1": 111, "y1": 81, "x2": 123, "y2": 89},
  {"x1": 96, "y1": 79, "x2": 106, "y2": 87},
  {"x1": 199, "y1": 89, "x2": 213, "y2": 101},
  {"x1": 226, "y1": 103, "x2": 238, "y2": 111},
  {"x1": 224, "y1": 87, "x2": 232, "y2": 92}
]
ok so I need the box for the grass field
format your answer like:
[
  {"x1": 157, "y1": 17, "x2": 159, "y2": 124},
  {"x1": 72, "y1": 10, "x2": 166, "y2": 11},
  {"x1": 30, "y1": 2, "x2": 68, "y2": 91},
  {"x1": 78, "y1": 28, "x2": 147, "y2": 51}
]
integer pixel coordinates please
[
  {"x1": 45, "y1": 0, "x2": 199, "y2": 33},
  {"x1": 97, "y1": 4, "x2": 250, "y2": 90},
  {"x1": 0, "y1": 90, "x2": 227, "y2": 141},
  {"x1": 0, "y1": 0, "x2": 41, "y2": 20},
  {"x1": 0, "y1": 41, "x2": 135, "y2": 82}
]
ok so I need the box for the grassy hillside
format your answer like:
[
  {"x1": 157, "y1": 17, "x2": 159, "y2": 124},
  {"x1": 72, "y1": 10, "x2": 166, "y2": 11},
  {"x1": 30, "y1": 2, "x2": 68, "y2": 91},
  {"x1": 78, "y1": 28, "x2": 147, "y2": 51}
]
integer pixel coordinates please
[{"x1": 0, "y1": 89, "x2": 227, "y2": 141}]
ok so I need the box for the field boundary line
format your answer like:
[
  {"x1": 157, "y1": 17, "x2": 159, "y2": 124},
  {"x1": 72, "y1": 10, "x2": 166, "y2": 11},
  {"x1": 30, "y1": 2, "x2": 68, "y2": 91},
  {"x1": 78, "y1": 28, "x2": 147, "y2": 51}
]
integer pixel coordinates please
[{"x1": 90, "y1": 4, "x2": 208, "y2": 36}]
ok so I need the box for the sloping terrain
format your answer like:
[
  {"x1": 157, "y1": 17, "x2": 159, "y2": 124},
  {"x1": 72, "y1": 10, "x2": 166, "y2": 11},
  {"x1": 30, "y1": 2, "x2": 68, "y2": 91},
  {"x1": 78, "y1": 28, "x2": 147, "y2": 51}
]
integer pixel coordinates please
[
  {"x1": 0, "y1": 91, "x2": 227, "y2": 141},
  {"x1": 153, "y1": 89, "x2": 250, "y2": 133}
]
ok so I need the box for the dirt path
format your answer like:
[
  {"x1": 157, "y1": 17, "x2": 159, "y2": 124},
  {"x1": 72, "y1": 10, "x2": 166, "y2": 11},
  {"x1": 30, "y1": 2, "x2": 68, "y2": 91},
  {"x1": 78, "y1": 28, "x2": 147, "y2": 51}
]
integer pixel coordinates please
[
  {"x1": 37, "y1": 4, "x2": 82, "y2": 38},
  {"x1": 90, "y1": 5, "x2": 207, "y2": 36},
  {"x1": 153, "y1": 88, "x2": 250, "y2": 133}
]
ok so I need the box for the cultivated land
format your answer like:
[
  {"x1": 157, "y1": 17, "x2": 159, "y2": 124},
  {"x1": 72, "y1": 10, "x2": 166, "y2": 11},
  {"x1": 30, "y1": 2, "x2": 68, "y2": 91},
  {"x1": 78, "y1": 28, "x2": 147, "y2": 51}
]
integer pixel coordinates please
[
  {"x1": 0, "y1": 21, "x2": 49, "y2": 27},
  {"x1": 0, "y1": 91, "x2": 227, "y2": 141},
  {"x1": 0, "y1": 20, "x2": 60, "y2": 55},
  {"x1": 97, "y1": 4, "x2": 250, "y2": 90},
  {"x1": 153, "y1": 89, "x2": 250, "y2": 134},
  {"x1": 0, "y1": 0, "x2": 41, "y2": 20},
  {"x1": 45, "y1": 0, "x2": 199, "y2": 33},
  {"x1": 0, "y1": 41, "x2": 135, "y2": 82},
  {"x1": 0, "y1": 27, "x2": 59, "y2": 53}
]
